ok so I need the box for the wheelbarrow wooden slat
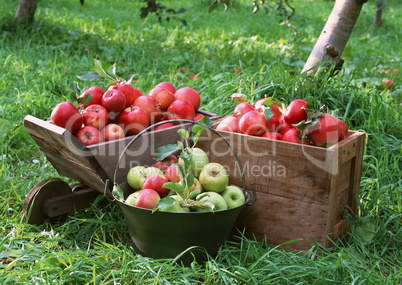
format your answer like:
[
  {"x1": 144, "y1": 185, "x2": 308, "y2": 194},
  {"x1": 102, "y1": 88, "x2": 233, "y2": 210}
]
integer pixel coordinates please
[{"x1": 24, "y1": 115, "x2": 109, "y2": 193}]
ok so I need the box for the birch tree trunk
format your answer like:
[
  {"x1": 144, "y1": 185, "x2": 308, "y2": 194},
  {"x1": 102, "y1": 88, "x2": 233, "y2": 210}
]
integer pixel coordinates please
[
  {"x1": 302, "y1": 0, "x2": 368, "y2": 75},
  {"x1": 14, "y1": 0, "x2": 38, "y2": 23}
]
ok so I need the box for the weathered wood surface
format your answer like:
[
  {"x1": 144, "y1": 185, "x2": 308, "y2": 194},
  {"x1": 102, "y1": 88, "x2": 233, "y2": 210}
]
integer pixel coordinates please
[{"x1": 197, "y1": 126, "x2": 365, "y2": 251}]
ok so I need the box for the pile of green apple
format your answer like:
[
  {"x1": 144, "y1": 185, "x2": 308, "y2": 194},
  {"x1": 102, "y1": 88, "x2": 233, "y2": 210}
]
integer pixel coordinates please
[{"x1": 122, "y1": 119, "x2": 246, "y2": 213}]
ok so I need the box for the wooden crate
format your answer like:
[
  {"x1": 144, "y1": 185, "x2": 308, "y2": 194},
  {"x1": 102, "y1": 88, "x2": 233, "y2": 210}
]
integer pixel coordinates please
[
  {"x1": 23, "y1": 110, "x2": 221, "y2": 194},
  {"x1": 196, "y1": 123, "x2": 366, "y2": 251}
]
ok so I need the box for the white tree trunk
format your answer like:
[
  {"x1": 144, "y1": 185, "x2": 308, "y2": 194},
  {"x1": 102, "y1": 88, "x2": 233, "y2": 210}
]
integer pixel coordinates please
[
  {"x1": 14, "y1": 0, "x2": 38, "y2": 23},
  {"x1": 302, "y1": 0, "x2": 368, "y2": 75}
]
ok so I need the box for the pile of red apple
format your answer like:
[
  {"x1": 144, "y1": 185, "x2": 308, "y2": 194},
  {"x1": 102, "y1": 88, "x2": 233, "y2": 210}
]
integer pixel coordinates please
[
  {"x1": 216, "y1": 97, "x2": 349, "y2": 147},
  {"x1": 123, "y1": 149, "x2": 246, "y2": 213},
  {"x1": 49, "y1": 81, "x2": 206, "y2": 146}
]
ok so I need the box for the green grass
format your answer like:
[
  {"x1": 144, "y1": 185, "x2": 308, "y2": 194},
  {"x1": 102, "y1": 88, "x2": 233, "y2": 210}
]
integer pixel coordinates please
[{"x1": 1, "y1": 0, "x2": 401, "y2": 283}]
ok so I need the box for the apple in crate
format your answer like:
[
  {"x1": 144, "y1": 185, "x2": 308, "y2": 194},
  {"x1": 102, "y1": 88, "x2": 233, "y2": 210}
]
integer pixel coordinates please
[
  {"x1": 193, "y1": 113, "x2": 205, "y2": 121},
  {"x1": 102, "y1": 89, "x2": 126, "y2": 112},
  {"x1": 198, "y1": 162, "x2": 228, "y2": 193},
  {"x1": 82, "y1": 104, "x2": 108, "y2": 130},
  {"x1": 262, "y1": 132, "x2": 283, "y2": 140},
  {"x1": 142, "y1": 174, "x2": 170, "y2": 198},
  {"x1": 155, "y1": 81, "x2": 176, "y2": 95},
  {"x1": 108, "y1": 84, "x2": 143, "y2": 108},
  {"x1": 284, "y1": 99, "x2": 308, "y2": 125},
  {"x1": 307, "y1": 113, "x2": 340, "y2": 147},
  {"x1": 167, "y1": 99, "x2": 195, "y2": 121},
  {"x1": 75, "y1": 126, "x2": 104, "y2": 146},
  {"x1": 220, "y1": 185, "x2": 245, "y2": 209},
  {"x1": 148, "y1": 85, "x2": 175, "y2": 110},
  {"x1": 239, "y1": 110, "x2": 266, "y2": 136},
  {"x1": 101, "y1": 123, "x2": 125, "y2": 141},
  {"x1": 153, "y1": 121, "x2": 175, "y2": 131},
  {"x1": 78, "y1": 86, "x2": 105, "y2": 108},
  {"x1": 174, "y1": 87, "x2": 200, "y2": 112},
  {"x1": 133, "y1": 95, "x2": 162, "y2": 124},
  {"x1": 216, "y1": 116, "x2": 239, "y2": 133},
  {"x1": 233, "y1": 102, "x2": 254, "y2": 119},
  {"x1": 50, "y1": 101, "x2": 84, "y2": 134},
  {"x1": 194, "y1": 192, "x2": 228, "y2": 212},
  {"x1": 117, "y1": 106, "x2": 149, "y2": 136},
  {"x1": 134, "y1": 188, "x2": 160, "y2": 210}
]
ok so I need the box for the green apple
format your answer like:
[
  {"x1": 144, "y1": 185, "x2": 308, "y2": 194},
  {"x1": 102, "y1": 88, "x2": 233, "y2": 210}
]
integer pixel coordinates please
[
  {"x1": 127, "y1": 166, "x2": 164, "y2": 190},
  {"x1": 127, "y1": 166, "x2": 146, "y2": 190},
  {"x1": 194, "y1": 192, "x2": 228, "y2": 212},
  {"x1": 198, "y1": 162, "x2": 229, "y2": 193},
  {"x1": 220, "y1": 185, "x2": 245, "y2": 209},
  {"x1": 160, "y1": 195, "x2": 190, "y2": 213},
  {"x1": 125, "y1": 190, "x2": 142, "y2": 206},
  {"x1": 178, "y1": 147, "x2": 209, "y2": 178}
]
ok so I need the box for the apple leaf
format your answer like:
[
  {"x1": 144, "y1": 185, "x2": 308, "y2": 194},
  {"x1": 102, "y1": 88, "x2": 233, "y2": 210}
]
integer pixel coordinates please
[
  {"x1": 94, "y1": 59, "x2": 110, "y2": 78},
  {"x1": 108, "y1": 64, "x2": 116, "y2": 77},
  {"x1": 77, "y1": 71, "x2": 103, "y2": 82},
  {"x1": 125, "y1": 74, "x2": 136, "y2": 85},
  {"x1": 174, "y1": 163, "x2": 187, "y2": 185},
  {"x1": 263, "y1": 106, "x2": 274, "y2": 122},
  {"x1": 155, "y1": 144, "x2": 181, "y2": 161},
  {"x1": 191, "y1": 116, "x2": 213, "y2": 145},
  {"x1": 178, "y1": 129, "x2": 189, "y2": 140},
  {"x1": 177, "y1": 140, "x2": 184, "y2": 149},
  {"x1": 72, "y1": 81, "x2": 82, "y2": 97},
  {"x1": 153, "y1": 196, "x2": 176, "y2": 213},
  {"x1": 112, "y1": 183, "x2": 124, "y2": 202},
  {"x1": 178, "y1": 149, "x2": 191, "y2": 170},
  {"x1": 184, "y1": 172, "x2": 195, "y2": 196},
  {"x1": 188, "y1": 189, "x2": 202, "y2": 200}
]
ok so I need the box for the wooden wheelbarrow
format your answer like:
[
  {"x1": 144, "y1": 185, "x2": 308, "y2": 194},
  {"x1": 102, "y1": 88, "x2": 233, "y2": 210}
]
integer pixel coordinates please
[{"x1": 22, "y1": 111, "x2": 221, "y2": 225}]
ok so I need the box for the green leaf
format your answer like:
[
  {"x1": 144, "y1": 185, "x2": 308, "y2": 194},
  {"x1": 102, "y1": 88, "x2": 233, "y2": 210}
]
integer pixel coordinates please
[
  {"x1": 188, "y1": 189, "x2": 201, "y2": 200},
  {"x1": 178, "y1": 129, "x2": 189, "y2": 140},
  {"x1": 263, "y1": 106, "x2": 274, "y2": 121},
  {"x1": 77, "y1": 71, "x2": 103, "y2": 82},
  {"x1": 178, "y1": 149, "x2": 191, "y2": 170},
  {"x1": 162, "y1": 182, "x2": 185, "y2": 193},
  {"x1": 94, "y1": 59, "x2": 110, "y2": 78},
  {"x1": 184, "y1": 172, "x2": 195, "y2": 196},
  {"x1": 153, "y1": 197, "x2": 176, "y2": 213},
  {"x1": 125, "y1": 74, "x2": 136, "y2": 85},
  {"x1": 177, "y1": 140, "x2": 184, "y2": 149},
  {"x1": 72, "y1": 81, "x2": 82, "y2": 96},
  {"x1": 112, "y1": 183, "x2": 124, "y2": 202},
  {"x1": 155, "y1": 144, "x2": 181, "y2": 161},
  {"x1": 261, "y1": 97, "x2": 273, "y2": 107},
  {"x1": 108, "y1": 64, "x2": 116, "y2": 77},
  {"x1": 80, "y1": 93, "x2": 92, "y2": 106},
  {"x1": 191, "y1": 117, "x2": 213, "y2": 144},
  {"x1": 355, "y1": 221, "x2": 376, "y2": 245}
]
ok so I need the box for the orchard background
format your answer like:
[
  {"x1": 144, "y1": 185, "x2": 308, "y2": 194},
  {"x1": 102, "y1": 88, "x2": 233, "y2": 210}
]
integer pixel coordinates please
[{"x1": 1, "y1": 0, "x2": 401, "y2": 283}]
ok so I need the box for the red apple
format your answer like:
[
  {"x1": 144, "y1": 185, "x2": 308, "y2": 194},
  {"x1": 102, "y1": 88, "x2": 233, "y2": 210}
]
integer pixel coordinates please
[
  {"x1": 117, "y1": 106, "x2": 149, "y2": 136},
  {"x1": 134, "y1": 188, "x2": 161, "y2": 210},
  {"x1": 266, "y1": 114, "x2": 279, "y2": 132},
  {"x1": 142, "y1": 174, "x2": 170, "y2": 198},
  {"x1": 50, "y1": 101, "x2": 84, "y2": 134},
  {"x1": 382, "y1": 79, "x2": 395, "y2": 90},
  {"x1": 108, "y1": 111, "x2": 120, "y2": 124},
  {"x1": 174, "y1": 87, "x2": 201, "y2": 112},
  {"x1": 108, "y1": 84, "x2": 143, "y2": 107},
  {"x1": 153, "y1": 122, "x2": 175, "y2": 131},
  {"x1": 133, "y1": 95, "x2": 162, "y2": 124},
  {"x1": 337, "y1": 119, "x2": 348, "y2": 141},
  {"x1": 82, "y1": 104, "x2": 109, "y2": 130},
  {"x1": 165, "y1": 164, "x2": 181, "y2": 183},
  {"x1": 282, "y1": 128, "x2": 301, "y2": 144},
  {"x1": 102, "y1": 89, "x2": 126, "y2": 112},
  {"x1": 153, "y1": 154, "x2": 178, "y2": 172},
  {"x1": 189, "y1": 74, "x2": 200, "y2": 80},
  {"x1": 101, "y1": 123, "x2": 125, "y2": 141},
  {"x1": 254, "y1": 98, "x2": 267, "y2": 112},
  {"x1": 75, "y1": 126, "x2": 104, "y2": 146},
  {"x1": 284, "y1": 99, "x2": 308, "y2": 125},
  {"x1": 233, "y1": 102, "x2": 254, "y2": 120},
  {"x1": 239, "y1": 110, "x2": 267, "y2": 136},
  {"x1": 307, "y1": 113, "x2": 340, "y2": 147},
  {"x1": 278, "y1": 115, "x2": 292, "y2": 135},
  {"x1": 216, "y1": 116, "x2": 239, "y2": 133},
  {"x1": 262, "y1": 132, "x2": 283, "y2": 140},
  {"x1": 155, "y1": 81, "x2": 176, "y2": 95},
  {"x1": 78, "y1": 86, "x2": 105, "y2": 108},
  {"x1": 148, "y1": 86, "x2": 175, "y2": 110},
  {"x1": 194, "y1": 113, "x2": 205, "y2": 121},
  {"x1": 167, "y1": 99, "x2": 195, "y2": 121}
]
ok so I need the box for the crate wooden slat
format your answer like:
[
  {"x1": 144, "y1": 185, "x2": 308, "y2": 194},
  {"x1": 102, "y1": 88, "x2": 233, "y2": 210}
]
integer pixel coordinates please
[{"x1": 196, "y1": 125, "x2": 365, "y2": 251}]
